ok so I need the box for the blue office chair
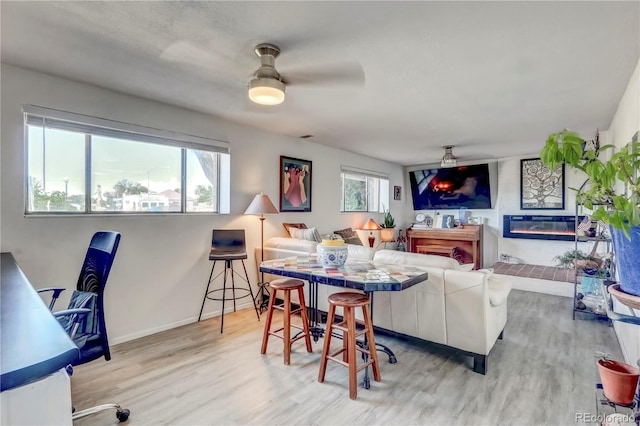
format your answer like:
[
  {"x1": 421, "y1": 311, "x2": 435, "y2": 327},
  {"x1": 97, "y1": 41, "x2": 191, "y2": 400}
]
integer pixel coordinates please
[{"x1": 37, "y1": 231, "x2": 130, "y2": 422}]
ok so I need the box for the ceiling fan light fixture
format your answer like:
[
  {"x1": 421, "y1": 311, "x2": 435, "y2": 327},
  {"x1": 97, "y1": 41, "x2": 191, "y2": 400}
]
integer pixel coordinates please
[
  {"x1": 441, "y1": 145, "x2": 457, "y2": 168},
  {"x1": 248, "y1": 77, "x2": 286, "y2": 105}
]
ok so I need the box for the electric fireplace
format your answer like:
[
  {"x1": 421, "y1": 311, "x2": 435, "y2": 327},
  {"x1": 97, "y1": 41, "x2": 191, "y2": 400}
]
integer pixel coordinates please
[{"x1": 503, "y1": 215, "x2": 578, "y2": 241}]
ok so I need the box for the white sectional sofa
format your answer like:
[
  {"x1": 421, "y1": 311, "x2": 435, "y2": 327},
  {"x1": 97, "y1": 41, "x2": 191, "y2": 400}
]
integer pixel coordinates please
[{"x1": 256, "y1": 237, "x2": 511, "y2": 374}]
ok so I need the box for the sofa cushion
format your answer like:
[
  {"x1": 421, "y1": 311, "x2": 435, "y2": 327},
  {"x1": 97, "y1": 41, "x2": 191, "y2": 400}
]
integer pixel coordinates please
[
  {"x1": 374, "y1": 249, "x2": 465, "y2": 270},
  {"x1": 333, "y1": 227, "x2": 363, "y2": 245},
  {"x1": 264, "y1": 237, "x2": 318, "y2": 253},
  {"x1": 347, "y1": 244, "x2": 376, "y2": 261},
  {"x1": 290, "y1": 226, "x2": 321, "y2": 243}
]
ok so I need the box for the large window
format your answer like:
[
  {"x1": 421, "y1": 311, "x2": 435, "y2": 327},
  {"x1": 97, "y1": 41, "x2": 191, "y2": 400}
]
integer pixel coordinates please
[
  {"x1": 25, "y1": 106, "x2": 230, "y2": 214},
  {"x1": 340, "y1": 167, "x2": 389, "y2": 212}
]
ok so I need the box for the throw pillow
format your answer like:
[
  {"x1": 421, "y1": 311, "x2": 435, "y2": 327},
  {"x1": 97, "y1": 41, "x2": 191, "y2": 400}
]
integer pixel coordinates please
[
  {"x1": 458, "y1": 263, "x2": 475, "y2": 272},
  {"x1": 283, "y1": 223, "x2": 308, "y2": 236},
  {"x1": 290, "y1": 227, "x2": 321, "y2": 243},
  {"x1": 333, "y1": 227, "x2": 363, "y2": 246}
]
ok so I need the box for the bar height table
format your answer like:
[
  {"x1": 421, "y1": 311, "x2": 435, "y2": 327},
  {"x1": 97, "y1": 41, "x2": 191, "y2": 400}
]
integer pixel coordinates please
[{"x1": 260, "y1": 255, "x2": 428, "y2": 388}]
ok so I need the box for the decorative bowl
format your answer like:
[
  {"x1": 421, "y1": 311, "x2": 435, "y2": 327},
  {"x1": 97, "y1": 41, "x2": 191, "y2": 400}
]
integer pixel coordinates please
[{"x1": 317, "y1": 241, "x2": 348, "y2": 267}]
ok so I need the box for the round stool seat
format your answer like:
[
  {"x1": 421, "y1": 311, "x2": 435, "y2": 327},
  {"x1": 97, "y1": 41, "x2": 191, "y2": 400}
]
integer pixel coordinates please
[
  {"x1": 270, "y1": 278, "x2": 305, "y2": 290},
  {"x1": 328, "y1": 292, "x2": 370, "y2": 307}
]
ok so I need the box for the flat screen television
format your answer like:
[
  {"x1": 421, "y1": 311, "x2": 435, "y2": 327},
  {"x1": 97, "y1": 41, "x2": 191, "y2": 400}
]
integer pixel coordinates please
[{"x1": 409, "y1": 163, "x2": 492, "y2": 210}]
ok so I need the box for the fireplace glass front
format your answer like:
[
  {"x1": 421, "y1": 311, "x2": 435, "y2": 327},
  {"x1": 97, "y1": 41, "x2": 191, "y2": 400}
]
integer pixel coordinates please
[{"x1": 503, "y1": 215, "x2": 577, "y2": 241}]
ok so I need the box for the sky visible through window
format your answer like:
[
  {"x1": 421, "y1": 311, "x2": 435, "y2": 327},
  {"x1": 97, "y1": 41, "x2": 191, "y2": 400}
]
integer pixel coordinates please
[{"x1": 27, "y1": 125, "x2": 217, "y2": 212}]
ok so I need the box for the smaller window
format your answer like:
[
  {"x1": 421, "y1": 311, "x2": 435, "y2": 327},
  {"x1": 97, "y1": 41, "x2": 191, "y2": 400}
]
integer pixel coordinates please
[{"x1": 340, "y1": 168, "x2": 389, "y2": 213}]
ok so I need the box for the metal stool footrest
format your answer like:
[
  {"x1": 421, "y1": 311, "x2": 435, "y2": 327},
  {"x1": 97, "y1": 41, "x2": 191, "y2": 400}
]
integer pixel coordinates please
[
  {"x1": 198, "y1": 257, "x2": 260, "y2": 333},
  {"x1": 203, "y1": 287, "x2": 253, "y2": 302}
]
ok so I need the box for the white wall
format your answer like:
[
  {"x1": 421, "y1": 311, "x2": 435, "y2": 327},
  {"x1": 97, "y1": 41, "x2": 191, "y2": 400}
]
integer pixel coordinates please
[
  {"x1": 495, "y1": 155, "x2": 591, "y2": 266},
  {"x1": 606, "y1": 58, "x2": 640, "y2": 365},
  {"x1": 402, "y1": 162, "x2": 499, "y2": 267},
  {"x1": 0, "y1": 64, "x2": 406, "y2": 344},
  {"x1": 402, "y1": 154, "x2": 592, "y2": 268}
]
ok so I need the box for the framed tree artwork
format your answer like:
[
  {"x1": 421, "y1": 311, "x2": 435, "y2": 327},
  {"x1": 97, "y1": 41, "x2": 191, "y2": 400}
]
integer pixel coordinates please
[
  {"x1": 520, "y1": 158, "x2": 565, "y2": 210},
  {"x1": 280, "y1": 156, "x2": 312, "y2": 212}
]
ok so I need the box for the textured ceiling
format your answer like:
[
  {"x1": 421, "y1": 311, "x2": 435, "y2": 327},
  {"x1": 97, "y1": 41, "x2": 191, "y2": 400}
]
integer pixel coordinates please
[{"x1": 1, "y1": 1, "x2": 638, "y2": 166}]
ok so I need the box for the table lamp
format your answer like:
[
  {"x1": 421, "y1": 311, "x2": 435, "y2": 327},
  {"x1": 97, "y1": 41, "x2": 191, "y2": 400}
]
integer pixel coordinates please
[
  {"x1": 244, "y1": 193, "x2": 279, "y2": 312},
  {"x1": 362, "y1": 218, "x2": 381, "y2": 248}
]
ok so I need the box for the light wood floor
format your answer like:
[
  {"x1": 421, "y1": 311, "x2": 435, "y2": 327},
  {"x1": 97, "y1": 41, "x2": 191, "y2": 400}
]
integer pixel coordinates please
[{"x1": 72, "y1": 290, "x2": 620, "y2": 425}]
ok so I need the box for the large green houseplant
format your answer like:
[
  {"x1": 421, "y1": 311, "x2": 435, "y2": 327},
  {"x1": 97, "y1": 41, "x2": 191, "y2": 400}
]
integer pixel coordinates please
[{"x1": 540, "y1": 129, "x2": 640, "y2": 296}]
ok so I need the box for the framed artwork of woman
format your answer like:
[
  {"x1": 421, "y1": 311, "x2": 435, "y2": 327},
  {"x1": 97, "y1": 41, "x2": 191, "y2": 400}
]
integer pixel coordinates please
[{"x1": 280, "y1": 156, "x2": 312, "y2": 212}]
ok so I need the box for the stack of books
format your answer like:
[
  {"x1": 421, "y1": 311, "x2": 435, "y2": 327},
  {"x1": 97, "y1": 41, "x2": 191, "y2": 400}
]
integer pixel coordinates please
[{"x1": 411, "y1": 222, "x2": 429, "y2": 229}]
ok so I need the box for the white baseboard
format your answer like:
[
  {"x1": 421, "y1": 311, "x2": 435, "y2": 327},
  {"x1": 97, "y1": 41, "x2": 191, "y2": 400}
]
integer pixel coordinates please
[
  {"x1": 110, "y1": 302, "x2": 256, "y2": 345},
  {"x1": 496, "y1": 274, "x2": 573, "y2": 298}
]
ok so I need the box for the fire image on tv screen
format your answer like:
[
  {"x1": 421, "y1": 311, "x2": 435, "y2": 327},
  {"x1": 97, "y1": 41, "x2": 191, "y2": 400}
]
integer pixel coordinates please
[{"x1": 409, "y1": 164, "x2": 492, "y2": 210}]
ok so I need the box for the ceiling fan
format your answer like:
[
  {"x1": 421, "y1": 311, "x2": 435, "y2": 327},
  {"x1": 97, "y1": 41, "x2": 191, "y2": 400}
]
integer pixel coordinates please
[
  {"x1": 160, "y1": 39, "x2": 365, "y2": 107},
  {"x1": 441, "y1": 146, "x2": 458, "y2": 168},
  {"x1": 248, "y1": 43, "x2": 286, "y2": 105}
]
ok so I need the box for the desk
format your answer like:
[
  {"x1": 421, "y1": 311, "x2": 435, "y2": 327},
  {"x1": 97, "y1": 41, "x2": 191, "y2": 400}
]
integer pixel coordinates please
[
  {"x1": 1, "y1": 252, "x2": 79, "y2": 425},
  {"x1": 260, "y1": 256, "x2": 428, "y2": 387}
]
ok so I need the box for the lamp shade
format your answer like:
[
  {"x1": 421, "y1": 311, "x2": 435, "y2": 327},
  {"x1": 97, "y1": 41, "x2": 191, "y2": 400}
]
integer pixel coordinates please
[
  {"x1": 361, "y1": 218, "x2": 381, "y2": 230},
  {"x1": 244, "y1": 193, "x2": 279, "y2": 215}
]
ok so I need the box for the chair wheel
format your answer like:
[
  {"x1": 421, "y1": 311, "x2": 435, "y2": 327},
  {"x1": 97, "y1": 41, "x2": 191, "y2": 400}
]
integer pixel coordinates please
[{"x1": 116, "y1": 409, "x2": 130, "y2": 422}]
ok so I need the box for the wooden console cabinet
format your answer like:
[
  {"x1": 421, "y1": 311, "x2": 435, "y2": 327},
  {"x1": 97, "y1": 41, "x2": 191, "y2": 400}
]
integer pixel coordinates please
[{"x1": 407, "y1": 225, "x2": 483, "y2": 269}]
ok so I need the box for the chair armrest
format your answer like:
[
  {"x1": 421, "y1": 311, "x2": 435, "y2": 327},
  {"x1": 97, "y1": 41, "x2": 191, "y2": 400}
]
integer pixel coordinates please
[
  {"x1": 53, "y1": 308, "x2": 91, "y2": 317},
  {"x1": 487, "y1": 275, "x2": 511, "y2": 307},
  {"x1": 37, "y1": 287, "x2": 66, "y2": 310},
  {"x1": 53, "y1": 308, "x2": 91, "y2": 339}
]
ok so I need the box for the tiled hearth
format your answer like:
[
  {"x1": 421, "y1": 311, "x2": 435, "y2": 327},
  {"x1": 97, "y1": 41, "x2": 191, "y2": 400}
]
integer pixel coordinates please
[{"x1": 490, "y1": 262, "x2": 575, "y2": 283}]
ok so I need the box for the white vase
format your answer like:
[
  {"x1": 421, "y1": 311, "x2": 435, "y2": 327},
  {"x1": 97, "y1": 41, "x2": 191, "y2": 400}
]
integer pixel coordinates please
[{"x1": 317, "y1": 243, "x2": 348, "y2": 267}]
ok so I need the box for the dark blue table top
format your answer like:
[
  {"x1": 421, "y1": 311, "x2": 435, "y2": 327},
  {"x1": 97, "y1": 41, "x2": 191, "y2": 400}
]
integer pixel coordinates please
[
  {"x1": 1, "y1": 252, "x2": 79, "y2": 392},
  {"x1": 260, "y1": 256, "x2": 428, "y2": 292}
]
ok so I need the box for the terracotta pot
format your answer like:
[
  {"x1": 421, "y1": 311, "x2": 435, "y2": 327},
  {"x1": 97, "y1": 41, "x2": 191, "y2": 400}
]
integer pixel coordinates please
[
  {"x1": 380, "y1": 228, "x2": 395, "y2": 243},
  {"x1": 597, "y1": 359, "x2": 640, "y2": 405}
]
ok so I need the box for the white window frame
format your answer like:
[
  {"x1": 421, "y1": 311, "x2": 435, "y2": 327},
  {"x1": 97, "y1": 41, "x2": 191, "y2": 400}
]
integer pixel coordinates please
[
  {"x1": 23, "y1": 105, "x2": 231, "y2": 215},
  {"x1": 340, "y1": 166, "x2": 389, "y2": 213}
]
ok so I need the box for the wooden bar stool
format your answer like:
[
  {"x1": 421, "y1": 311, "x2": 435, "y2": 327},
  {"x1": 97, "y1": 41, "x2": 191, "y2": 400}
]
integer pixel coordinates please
[
  {"x1": 318, "y1": 292, "x2": 381, "y2": 400},
  {"x1": 260, "y1": 278, "x2": 312, "y2": 365}
]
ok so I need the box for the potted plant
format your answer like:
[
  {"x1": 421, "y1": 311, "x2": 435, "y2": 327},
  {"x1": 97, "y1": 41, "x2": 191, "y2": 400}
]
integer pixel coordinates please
[
  {"x1": 380, "y1": 208, "x2": 396, "y2": 243},
  {"x1": 595, "y1": 352, "x2": 640, "y2": 406},
  {"x1": 553, "y1": 249, "x2": 599, "y2": 270},
  {"x1": 540, "y1": 129, "x2": 640, "y2": 296}
]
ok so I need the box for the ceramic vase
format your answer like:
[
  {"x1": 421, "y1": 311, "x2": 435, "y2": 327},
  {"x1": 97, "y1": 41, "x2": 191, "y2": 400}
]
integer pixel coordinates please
[
  {"x1": 317, "y1": 244, "x2": 348, "y2": 267},
  {"x1": 611, "y1": 226, "x2": 640, "y2": 296},
  {"x1": 380, "y1": 228, "x2": 395, "y2": 243}
]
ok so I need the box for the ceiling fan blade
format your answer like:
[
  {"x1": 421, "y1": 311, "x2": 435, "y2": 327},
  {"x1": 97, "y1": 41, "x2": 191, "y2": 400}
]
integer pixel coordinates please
[
  {"x1": 160, "y1": 40, "x2": 247, "y2": 79},
  {"x1": 282, "y1": 61, "x2": 365, "y2": 88}
]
